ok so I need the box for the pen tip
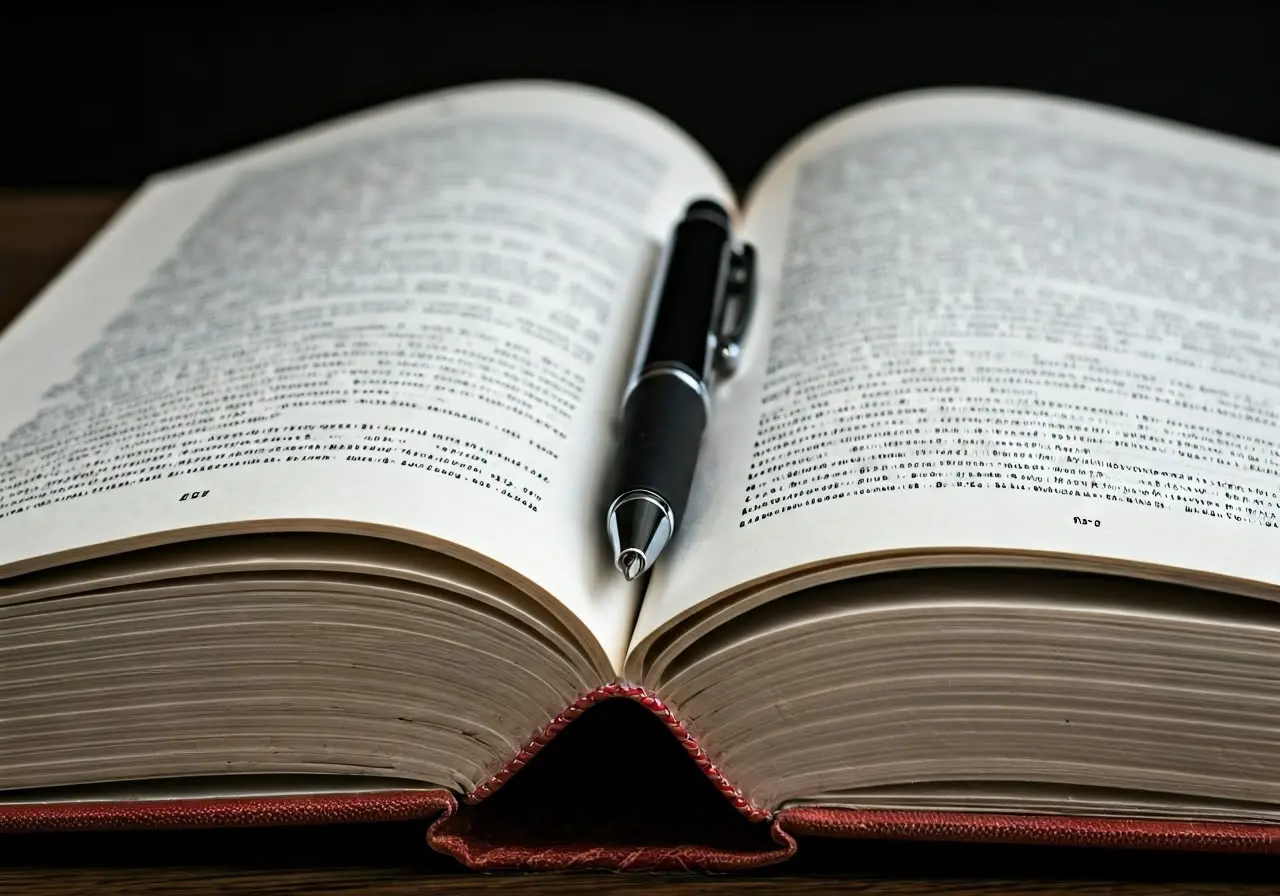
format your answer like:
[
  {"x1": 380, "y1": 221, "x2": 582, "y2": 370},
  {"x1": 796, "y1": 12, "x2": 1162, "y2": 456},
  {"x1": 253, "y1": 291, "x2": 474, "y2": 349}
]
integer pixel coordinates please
[{"x1": 618, "y1": 550, "x2": 646, "y2": 582}]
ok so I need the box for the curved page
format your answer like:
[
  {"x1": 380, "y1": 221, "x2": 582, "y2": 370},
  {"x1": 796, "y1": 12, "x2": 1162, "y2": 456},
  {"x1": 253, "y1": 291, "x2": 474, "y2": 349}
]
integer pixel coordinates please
[
  {"x1": 0, "y1": 81, "x2": 732, "y2": 676},
  {"x1": 631, "y1": 87, "x2": 1280, "y2": 669}
]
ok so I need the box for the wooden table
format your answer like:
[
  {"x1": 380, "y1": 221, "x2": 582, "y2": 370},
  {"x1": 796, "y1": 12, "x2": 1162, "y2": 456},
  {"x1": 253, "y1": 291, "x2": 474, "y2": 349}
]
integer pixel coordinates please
[{"x1": 1, "y1": 189, "x2": 1278, "y2": 894}]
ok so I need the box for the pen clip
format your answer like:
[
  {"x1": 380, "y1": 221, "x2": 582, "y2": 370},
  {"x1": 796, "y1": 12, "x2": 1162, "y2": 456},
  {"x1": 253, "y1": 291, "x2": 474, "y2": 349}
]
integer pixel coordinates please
[{"x1": 712, "y1": 242, "x2": 757, "y2": 378}]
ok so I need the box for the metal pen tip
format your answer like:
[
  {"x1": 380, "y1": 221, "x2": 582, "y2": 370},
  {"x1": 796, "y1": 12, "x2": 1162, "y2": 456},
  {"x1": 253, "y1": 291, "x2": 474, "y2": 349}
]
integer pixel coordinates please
[{"x1": 618, "y1": 549, "x2": 646, "y2": 582}]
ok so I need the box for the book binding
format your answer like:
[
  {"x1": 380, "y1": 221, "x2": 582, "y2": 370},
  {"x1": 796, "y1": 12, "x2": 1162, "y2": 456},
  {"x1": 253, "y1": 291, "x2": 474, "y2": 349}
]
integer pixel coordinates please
[{"x1": 467, "y1": 682, "x2": 768, "y2": 821}]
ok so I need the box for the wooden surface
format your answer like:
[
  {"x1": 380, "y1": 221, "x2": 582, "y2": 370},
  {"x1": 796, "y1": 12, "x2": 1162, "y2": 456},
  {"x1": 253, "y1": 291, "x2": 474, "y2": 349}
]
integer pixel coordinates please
[{"x1": 3, "y1": 189, "x2": 1280, "y2": 893}]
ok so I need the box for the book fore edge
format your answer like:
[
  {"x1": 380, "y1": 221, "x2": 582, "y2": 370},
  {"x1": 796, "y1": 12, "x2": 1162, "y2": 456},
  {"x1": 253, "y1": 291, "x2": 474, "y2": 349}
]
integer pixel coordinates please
[{"x1": 465, "y1": 682, "x2": 770, "y2": 823}]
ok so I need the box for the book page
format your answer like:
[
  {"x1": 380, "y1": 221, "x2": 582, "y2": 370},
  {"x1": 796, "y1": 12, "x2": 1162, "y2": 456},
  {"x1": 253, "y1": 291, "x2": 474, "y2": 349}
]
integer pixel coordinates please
[
  {"x1": 0, "y1": 81, "x2": 732, "y2": 675},
  {"x1": 632, "y1": 87, "x2": 1280, "y2": 657}
]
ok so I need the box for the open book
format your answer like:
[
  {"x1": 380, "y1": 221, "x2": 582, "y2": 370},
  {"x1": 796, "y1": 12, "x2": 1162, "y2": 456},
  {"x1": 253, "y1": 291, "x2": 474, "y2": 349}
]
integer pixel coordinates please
[{"x1": 5, "y1": 81, "x2": 1280, "y2": 865}]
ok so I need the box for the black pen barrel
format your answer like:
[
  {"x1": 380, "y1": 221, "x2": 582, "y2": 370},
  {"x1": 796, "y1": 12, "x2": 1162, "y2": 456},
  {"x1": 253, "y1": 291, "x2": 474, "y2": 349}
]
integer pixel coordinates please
[
  {"x1": 606, "y1": 198, "x2": 736, "y2": 576},
  {"x1": 642, "y1": 200, "x2": 731, "y2": 376},
  {"x1": 614, "y1": 374, "x2": 708, "y2": 525}
]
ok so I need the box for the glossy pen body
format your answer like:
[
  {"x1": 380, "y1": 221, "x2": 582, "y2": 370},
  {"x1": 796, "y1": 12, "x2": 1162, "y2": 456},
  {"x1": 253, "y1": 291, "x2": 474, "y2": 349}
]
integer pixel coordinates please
[{"x1": 606, "y1": 200, "x2": 733, "y2": 580}]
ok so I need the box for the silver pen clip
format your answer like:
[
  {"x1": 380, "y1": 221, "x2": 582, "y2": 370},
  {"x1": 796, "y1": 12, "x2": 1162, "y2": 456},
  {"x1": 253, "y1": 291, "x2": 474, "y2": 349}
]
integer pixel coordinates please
[{"x1": 712, "y1": 243, "x2": 757, "y2": 378}]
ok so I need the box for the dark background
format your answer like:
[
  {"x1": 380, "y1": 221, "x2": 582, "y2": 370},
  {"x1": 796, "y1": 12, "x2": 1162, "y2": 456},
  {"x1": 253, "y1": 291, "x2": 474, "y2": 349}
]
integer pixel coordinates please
[
  {"x1": 3, "y1": 1, "x2": 1279, "y2": 193},
  {"x1": 4, "y1": 3, "x2": 1280, "y2": 886}
]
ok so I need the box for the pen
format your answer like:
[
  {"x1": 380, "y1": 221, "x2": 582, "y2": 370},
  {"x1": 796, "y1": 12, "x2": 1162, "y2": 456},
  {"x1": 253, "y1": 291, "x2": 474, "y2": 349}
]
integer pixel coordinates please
[{"x1": 605, "y1": 199, "x2": 756, "y2": 581}]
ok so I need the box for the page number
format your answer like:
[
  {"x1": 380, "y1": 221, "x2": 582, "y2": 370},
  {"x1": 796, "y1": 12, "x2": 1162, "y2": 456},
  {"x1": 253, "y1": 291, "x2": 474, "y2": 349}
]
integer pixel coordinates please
[
  {"x1": 179, "y1": 490, "x2": 210, "y2": 502},
  {"x1": 1072, "y1": 516, "x2": 1101, "y2": 528}
]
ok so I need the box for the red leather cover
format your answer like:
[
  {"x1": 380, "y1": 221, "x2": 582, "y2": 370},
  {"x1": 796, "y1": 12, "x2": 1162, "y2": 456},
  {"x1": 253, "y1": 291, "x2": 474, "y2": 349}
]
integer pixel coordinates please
[
  {"x1": 776, "y1": 807, "x2": 1280, "y2": 854},
  {"x1": 4, "y1": 687, "x2": 1280, "y2": 871},
  {"x1": 426, "y1": 806, "x2": 797, "y2": 872},
  {"x1": 0, "y1": 789, "x2": 455, "y2": 833}
]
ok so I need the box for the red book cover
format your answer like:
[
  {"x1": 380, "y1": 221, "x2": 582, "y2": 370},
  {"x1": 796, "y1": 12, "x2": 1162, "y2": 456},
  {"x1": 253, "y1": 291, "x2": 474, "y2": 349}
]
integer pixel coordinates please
[{"x1": 5, "y1": 685, "x2": 1280, "y2": 872}]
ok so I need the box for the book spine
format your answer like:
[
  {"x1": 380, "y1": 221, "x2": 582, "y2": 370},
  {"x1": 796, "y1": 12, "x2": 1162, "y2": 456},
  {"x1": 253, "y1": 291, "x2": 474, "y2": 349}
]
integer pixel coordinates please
[{"x1": 466, "y1": 681, "x2": 769, "y2": 822}]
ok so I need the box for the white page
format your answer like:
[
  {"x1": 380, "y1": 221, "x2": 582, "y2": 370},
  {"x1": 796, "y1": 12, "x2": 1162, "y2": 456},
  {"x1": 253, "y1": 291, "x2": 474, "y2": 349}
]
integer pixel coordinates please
[
  {"x1": 0, "y1": 81, "x2": 732, "y2": 676},
  {"x1": 632, "y1": 87, "x2": 1280, "y2": 657}
]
